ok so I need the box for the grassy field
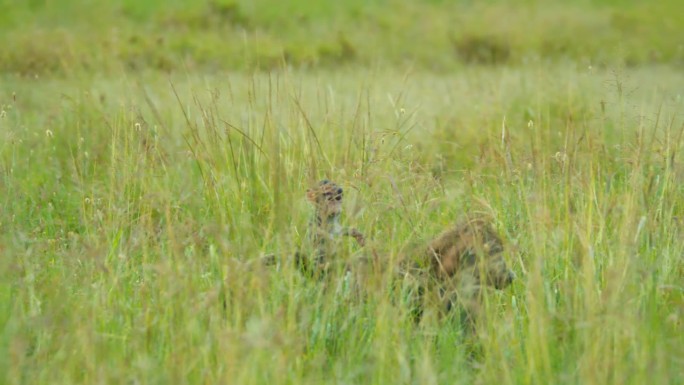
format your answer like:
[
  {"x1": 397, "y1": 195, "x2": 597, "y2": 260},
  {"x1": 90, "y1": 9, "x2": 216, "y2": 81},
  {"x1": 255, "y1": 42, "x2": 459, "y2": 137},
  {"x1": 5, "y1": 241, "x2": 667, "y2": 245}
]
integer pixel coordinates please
[{"x1": 1, "y1": 1, "x2": 684, "y2": 384}]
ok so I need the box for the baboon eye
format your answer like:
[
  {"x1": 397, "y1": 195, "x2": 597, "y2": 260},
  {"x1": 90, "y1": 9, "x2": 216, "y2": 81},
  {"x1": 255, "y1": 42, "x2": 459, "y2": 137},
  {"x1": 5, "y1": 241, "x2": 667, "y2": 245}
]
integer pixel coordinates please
[{"x1": 324, "y1": 192, "x2": 342, "y2": 201}]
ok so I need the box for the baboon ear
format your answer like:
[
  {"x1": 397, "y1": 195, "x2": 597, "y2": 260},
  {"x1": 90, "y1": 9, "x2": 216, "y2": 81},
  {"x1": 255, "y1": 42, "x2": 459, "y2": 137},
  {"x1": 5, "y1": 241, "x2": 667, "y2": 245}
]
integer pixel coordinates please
[{"x1": 306, "y1": 188, "x2": 317, "y2": 202}]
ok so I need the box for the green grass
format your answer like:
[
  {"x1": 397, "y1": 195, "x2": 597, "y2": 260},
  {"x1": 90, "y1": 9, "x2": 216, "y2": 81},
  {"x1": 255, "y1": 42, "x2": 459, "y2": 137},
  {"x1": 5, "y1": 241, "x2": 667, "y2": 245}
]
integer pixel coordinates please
[
  {"x1": 2, "y1": 1, "x2": 684, "y2": 384},
  {"x1": 1, "y1": 0, "x2": 684, "y2": 74}
]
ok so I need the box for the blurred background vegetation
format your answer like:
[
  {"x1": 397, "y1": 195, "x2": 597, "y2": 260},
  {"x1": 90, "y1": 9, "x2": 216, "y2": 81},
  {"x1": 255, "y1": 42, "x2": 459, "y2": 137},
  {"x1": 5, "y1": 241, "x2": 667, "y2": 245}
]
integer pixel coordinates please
[{"x1": 1, "y1": 0, "x2": 683, "y2": 75}]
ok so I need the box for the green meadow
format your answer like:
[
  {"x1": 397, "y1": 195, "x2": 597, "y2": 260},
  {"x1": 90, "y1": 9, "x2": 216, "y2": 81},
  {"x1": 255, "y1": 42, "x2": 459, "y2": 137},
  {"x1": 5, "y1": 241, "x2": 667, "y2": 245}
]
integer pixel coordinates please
[{"x1": 1, "y1": 0, "x2": 683, "y2": 384}]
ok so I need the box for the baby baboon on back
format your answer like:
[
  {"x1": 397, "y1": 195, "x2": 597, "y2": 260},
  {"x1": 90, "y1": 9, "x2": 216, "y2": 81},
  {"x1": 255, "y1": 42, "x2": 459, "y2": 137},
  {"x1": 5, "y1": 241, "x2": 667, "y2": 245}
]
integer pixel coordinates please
[
  {"x1": 295, "y1": 179, "x2": 366, "y2": 278},
  {"x1": 400, "y1": 217, "x2": 515, "y2": 325}
]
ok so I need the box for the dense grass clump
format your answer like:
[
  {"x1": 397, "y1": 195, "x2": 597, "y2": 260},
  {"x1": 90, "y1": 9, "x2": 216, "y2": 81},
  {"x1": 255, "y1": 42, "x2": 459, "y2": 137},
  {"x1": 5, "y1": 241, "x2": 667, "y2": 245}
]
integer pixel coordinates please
[{"x1": 1, "y1": 0, "x2": 684, "y2": 384}]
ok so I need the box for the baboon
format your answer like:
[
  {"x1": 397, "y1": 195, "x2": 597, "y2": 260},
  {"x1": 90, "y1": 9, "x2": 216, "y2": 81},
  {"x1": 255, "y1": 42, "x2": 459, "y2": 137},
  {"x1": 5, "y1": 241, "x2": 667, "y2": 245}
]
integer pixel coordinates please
[
  {"x1": 261, "y1": 180, "x2": 515, "y2": 330},
  {"x1": 398, "y1": 216, "x2": 515, "y2": 326},
  {"x1": 294, "y1": 179, "x2": 366, "y2": 278},
  {"x1": 289, "y1": 182, "x2": 515, "y2": 321},
  {"x1": 228, "y1": 180, "x2": 366, "y2": 315},
  {"x1": 427, "y1": 217, "x2": 514, "y2": 288}
]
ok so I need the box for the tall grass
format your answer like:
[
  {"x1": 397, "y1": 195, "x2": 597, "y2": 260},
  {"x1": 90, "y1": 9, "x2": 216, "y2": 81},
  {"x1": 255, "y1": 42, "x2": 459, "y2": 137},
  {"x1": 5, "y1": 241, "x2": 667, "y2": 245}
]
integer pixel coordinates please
[{"x1": 1, "y1": 65, "x2": 683, "y2": 384}]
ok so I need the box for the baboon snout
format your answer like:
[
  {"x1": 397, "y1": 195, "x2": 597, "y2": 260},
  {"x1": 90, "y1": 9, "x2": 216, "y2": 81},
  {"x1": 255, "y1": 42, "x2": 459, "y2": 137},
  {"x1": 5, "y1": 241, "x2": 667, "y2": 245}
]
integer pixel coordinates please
[
  {"x1": 493, "y1": 269, "x2": 515, "y2": 289},
  {"x1": 483, "y1": 257, "x2": 515, "y2": 289}
]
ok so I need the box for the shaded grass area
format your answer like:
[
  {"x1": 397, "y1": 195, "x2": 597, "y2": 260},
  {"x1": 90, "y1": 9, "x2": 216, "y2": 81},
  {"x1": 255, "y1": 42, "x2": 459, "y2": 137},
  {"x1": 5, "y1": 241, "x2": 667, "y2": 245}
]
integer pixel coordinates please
[
  {"x1": 1, "y1": 66, "x2": 683, "y2": 383},
  {"x1": 1, "y1": 0, "x2": 684, "y2": 75}
]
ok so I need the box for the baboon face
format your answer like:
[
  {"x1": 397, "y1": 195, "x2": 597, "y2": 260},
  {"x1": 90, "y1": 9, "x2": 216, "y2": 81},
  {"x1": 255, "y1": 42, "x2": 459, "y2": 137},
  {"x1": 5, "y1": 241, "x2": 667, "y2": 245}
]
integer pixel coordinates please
[
  {"x1": 467, "y1": 235, "x2": 515, "y2": 290},
  {"x1": 438, "y1": 245, "x2": 515, "y2": 290},
  {"x1": 477, "y1": 253, "x2": 515, "y2": 289},
  {"x1": 307, "y1": 179, "x2": 344, "y2": 218},
  {"x1": 429, "y1": 219, "x2": 515, "y2": 290}
]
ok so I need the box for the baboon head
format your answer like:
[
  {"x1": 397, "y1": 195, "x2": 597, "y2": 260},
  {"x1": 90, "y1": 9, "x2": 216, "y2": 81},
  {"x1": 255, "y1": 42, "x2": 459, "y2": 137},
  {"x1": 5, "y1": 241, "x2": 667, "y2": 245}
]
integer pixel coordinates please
[
  {"x1": 473, "y1": 250, "x2": 516, "y2": 290},
  {"x1": 306, "y1": 179, "x2": 344, "y2": 220},
  {"x1": 428, "y1": 218, "x2": 515, "y2": 290}
]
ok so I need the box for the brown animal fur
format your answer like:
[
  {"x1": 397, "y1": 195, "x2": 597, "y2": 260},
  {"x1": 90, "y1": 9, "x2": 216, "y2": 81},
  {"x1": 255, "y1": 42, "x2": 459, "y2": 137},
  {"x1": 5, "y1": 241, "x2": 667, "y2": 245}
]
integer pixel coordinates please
[
  {"x1": 426, "y1": 217, "x2": 514, "y2": 288},
  {"x1": 398, "y1": 216, "x2": 515, "y2": 326}
]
